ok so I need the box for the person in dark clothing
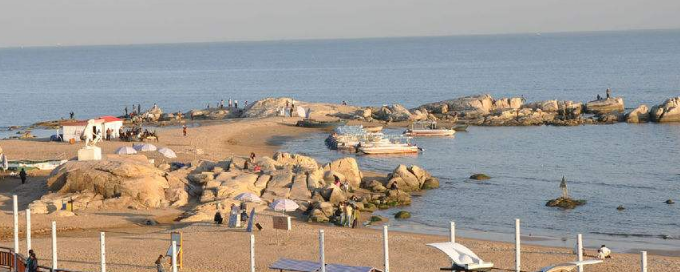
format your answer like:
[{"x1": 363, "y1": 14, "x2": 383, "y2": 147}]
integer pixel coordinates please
[
  {"x1": 240, "y1": 209, "x2": 249, "y2": 224},
  {"x1": 214, "y1": 211, "x2": 223, "y2": 224},
  {"x1": 26, "y1": 250, "x2": 38, "y2": 272},
  {"x1": 125, "y1": 106, "x2": 128, "y2": 117},
  {"x1": 69, "y1": 112, "x2": 74, "y2": 119},
  {"x1": 597, "y1": 94, "x2": 602, "y2": 100},
  {"x1": 606, "y1": 88, "x2": 611, "y2": 99},
  {"x1": 19, "y1": 168, "x2": 27, "y2": 184},
  {"x1": 138, "y1": 104, "x2": 141, "y2": 114}
]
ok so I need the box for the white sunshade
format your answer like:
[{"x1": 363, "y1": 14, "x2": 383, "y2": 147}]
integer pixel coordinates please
[
  {"x1": 426, "y1": 242, "x2": 493, "y2": 270},
  {"x1": 133, "y1": 143, "x2": 157, "y2": 152},
  {"x1": 270, "y1": 199, "x2": 299, "y2": 212},
  {"x1": 158, "y1": 147, "x2": 177, "y2": 158},
  {"x1": 234, "y1": 192, "x2": 262, "y2": 203},
  {"x1": 114, "y1": 146, "x2": 137, "y2": 155}
]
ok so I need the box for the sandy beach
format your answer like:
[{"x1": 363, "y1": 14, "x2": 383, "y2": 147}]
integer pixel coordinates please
[{"x1": 1, "y1": 117, "x2": 679, "y2": 272}]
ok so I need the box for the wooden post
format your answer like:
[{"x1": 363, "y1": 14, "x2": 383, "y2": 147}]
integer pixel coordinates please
[
  {"x1": 13, "y1": 195, "x2": 19, "y2": 272},
  {"x1": 52, "y1": 221, "x2": 58, "y2": 269},
  {"x1": 100, "y1": 232, "x2": 106, "y2": 272},
  {"x1": 171, "y1": 241, "x2": 178, "y2": 272},
  {"x1": 577, "y1": 234, "x2": 583, "y2": 272},
  {"x1": 515, "y1": 219, "x2": 521, "y2": 272},
  {"x1": 250, "y1": 234, "x2": 255, "y2": 272},
  {"x1": 641, "y1": 251, "x2": 647, "y2": 272},
  {"x1": 319, "y1": 230, "x2": 325, "y2": 272},
  {"x1": 26, "y1": 209, "x2": 31, "y2": 255},
  {"x1": 383, "y1": 225, "x2": 390, "y2": 272}
]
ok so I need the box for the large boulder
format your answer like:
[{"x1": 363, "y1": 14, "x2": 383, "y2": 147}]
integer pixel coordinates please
[
  {"x1": 585, "y1": 97, "x2": 624, "y2": 114},
  {"x1": 273, "y1": 152, "x2": 319, "y2": 172},
  {"x1": 372, "y1": 104, "x2": 413, "y2": 122},
  {"x1": 626, "y1": 105, "x2": 650, "y2": 123},
  {"x1": 650, "y1": 97, "x2": 680, "y2": 122},
  {"x1": 386, "y1": 165, "x2": 427, "y2": 192},
  {"x1": 46, "y1": 155, "x2": 170, "y2": 207},
  {"x1": 322, "y1": 157, "x2": 362, "y2": 188},
  {"x1": 525, "y1": 100, "x2": 559, "y2": 112},
  {"x1": 241, "y1": 97, "x2": 294, "y2": 118}
]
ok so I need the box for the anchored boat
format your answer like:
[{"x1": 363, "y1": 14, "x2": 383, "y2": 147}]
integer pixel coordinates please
[
  {"x1": 404, "y1": 121, "x2": 455, "y2": 137},
  {"x1": 357, "y1": 135, "x2": 421, "y2": 155}
]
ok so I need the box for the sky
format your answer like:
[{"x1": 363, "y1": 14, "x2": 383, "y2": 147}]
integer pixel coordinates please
[{"x1": 1, "y1": 0, "x2": 679, "y2": 47}]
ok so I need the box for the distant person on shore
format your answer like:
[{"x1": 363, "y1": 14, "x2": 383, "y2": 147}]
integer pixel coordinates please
[
  {"x1": 138, "y1": 104, "x2": 142, "y2": 114},
  {"x1": 341, "y1": 180, "x2": 349, "y2": 193},
  {"x1": 240, "y1": 208, "x2": 249, "y2": 225},
  {"x1": 597, "y1": 245, "x2": 612, "y2": 259},
  {"x1": 20, "y1": 168, "x2": 27, "y2": 184},
  {"x1": 249, "y1": 152, "x2": 256, "y2": 162},
  {"x1": 333, "y1": 175, "x2": 341, "y2": 187},
  {"x1": 69, "y1": 111, "x2": 74, "y2": 119},
  {"x1": 26, "y1": 250, "x2": 38, "y2": 272},
  {"x1": 597, "y1": 94, "x2": 602, "y2": 100},
  {"x1": 182, "y1": 125, "x2": 187, "y2": 137},
  {"x1": 220, "y1": 99, "x2": 224, "y2": 109},
  {"x1": 606, "y1": 88, "x2": 611, "y2": 99},
  {"x1": 214, "y1": 210, "x2": 223, "y2": 224},
  {"x1": 244, "y1": 100, "x2": 248, "y2": 108},
  {"x1": 342, "y1": 100, "x2": 347, "y2": 105},
  {"x1": 228, "y1": 98, "x2": 232, "y2": 108},
  {"x1": 235, "y1": 100, "x2": 239, "y2": 109},
  {"x1": 155, "y1": 255, "x2": 165, "y2": 272},
  {"x1": 125, "y1": 106, "x2": 128, "y2": 117}
]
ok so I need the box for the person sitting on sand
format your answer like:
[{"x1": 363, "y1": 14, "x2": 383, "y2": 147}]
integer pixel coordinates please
[
  {"x1": 214, "y1": 211, "x2": 223, "y2": 224},
  {"x1": 155, "y1": 255, "x2": 165, "y2": 272},
  {"x1": 598, "y1": 245, "x2": 612, "y2": 259}
]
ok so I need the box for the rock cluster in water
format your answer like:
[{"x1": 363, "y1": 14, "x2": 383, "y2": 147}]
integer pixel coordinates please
[{"x1": 545, "y1": 197, "x2": 587, "y2": 209}]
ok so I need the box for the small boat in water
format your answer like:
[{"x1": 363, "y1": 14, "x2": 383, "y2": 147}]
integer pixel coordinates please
[
  {"x1": 404, "y1": 121, "x2": 455, "y2": 137},
  {"x1": 453, "y1": 124, "x2": 468, "y2": 132},
  {"x1": 357, "y1": 135, "x2": 421, "y2": 155},
  {"x1": 296, "y1": 119, "x2": 348, "y2": 128}
]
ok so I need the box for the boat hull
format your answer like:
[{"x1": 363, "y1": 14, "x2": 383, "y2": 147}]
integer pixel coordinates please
[{"x1": 404, "y1": 129, "x2": 455, "y2": 136}]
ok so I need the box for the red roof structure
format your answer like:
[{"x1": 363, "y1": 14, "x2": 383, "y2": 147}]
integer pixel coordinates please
[{"x1": 99, "y1": 116, "x2": 123, "y2": 122}]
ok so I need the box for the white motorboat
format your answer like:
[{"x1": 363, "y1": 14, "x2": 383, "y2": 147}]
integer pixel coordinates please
[
  {"x1": 357, "y1": 136, "x2": 420, "y2": 155},
  {"x1": 404, "y1": 121, "x2": 455, "y2": 137}
]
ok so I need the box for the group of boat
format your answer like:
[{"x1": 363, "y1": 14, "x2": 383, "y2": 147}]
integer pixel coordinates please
[{"x1": 325, "y1": 121, "x2": 462, "y2": 155}]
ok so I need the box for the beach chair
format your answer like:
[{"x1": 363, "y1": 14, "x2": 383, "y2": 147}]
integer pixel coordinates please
[
  {"x1": 269, "y1": 258, "x2": 383, "y2": 272},
  {"x1": 426, "y1": 242, "x2": 494, "y2": 271},
  {"x1": 538, "y1": 259, "x2": 603, "y2": 272}
]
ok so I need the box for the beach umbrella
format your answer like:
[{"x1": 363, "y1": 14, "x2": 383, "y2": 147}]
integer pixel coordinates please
[
  {"x1": 133, "y1": 143, "x2": 157, "y2": 152},
  {"x1": 234, "y1": 192, "x2": 262, "y2": 203},
  {"x1": 158, "y1": 147, "x2": 177, "y2": 158},
  {"x1": 269, "y1": 199, "x2": 299, "y2": 212},
  {"x1": 114, "y1": 146, "x2": 137, "y2": 155}
]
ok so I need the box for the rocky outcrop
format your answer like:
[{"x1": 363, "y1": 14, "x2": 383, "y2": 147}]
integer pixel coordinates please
[
  {"x1": 46, "y1": 155, "x2": 170, "y2": 208},
  {"x1": 241, "y1": 97, "x2": 294, "y2": 118},
  {"x1": 546, "y1": 197, "x2": 586, "y2": 209},
  {"x1": 470, "y1": 174, "x2": 491, "y2": 180},
  {"x1": 585, "y1": 98, "x2": 624, "y2": 114},
  {"x1": 385, "y1": 165, "x2": 438, "y2": 192},
  {"x1": 418, "y1": 94, "x2": 523, "y2": 116},
  {"x1": 626, "y1": 105, "x2": 650, "y2": 123},
  {"x1": 650, "y1": 97, "x2": 680, "y2": 122},
  {"x1": 322, "y1": 157, "x2": 362, "y2": 188},
  {"x1": 372, "y1": 104, "x2": 425, "y2": 122}
]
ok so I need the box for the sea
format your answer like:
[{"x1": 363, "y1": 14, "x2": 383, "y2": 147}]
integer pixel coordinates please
[{"x1": 1, "y1": 29, "x2": 679, "y2": 253}]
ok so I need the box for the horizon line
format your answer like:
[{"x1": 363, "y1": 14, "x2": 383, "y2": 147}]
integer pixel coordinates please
[{"x1": 1, "y1": 27, "x2": 679, "y2": 50}]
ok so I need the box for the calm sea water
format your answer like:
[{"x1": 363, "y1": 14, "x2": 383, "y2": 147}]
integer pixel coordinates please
[{"x1": 1, "y1": 30, "x2": 679, "y2": 251}]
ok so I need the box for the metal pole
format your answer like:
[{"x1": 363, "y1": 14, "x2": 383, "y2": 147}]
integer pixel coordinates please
[
  {"x1": 52, "y1": 221, "x2": 58, "y2": 269},
  {"x1": 250, "y1": 234, "x2": 255, "y2": 272},
  {"x1": 171, "y1": 241, "x2": 178, "y2": 272},
  {"x1": 319, "y1": 230, "x2": 325, "y2": 272},
  {"x1": 26, "y1": 209, "x2": 31, "y2": 255},
  {"x1": 577, "y1": 234, "x2": 583, "y2": 272},
  {"x1": 383, "y1": 225, "x2": 390, "y2": 272},
  {"x1": 100, "y1": 232, "x2": 106, "y2": 272},
  {"x1": 515, "y1": 219, "x2": 521, "y2": 272},
  {"x1": 13, "y1": 195, "x2": 19, "y2": 272},
  {"x1": 450, "y1": 221, "x2": 455, "y2": 244},
  {"x1": 641, "y1": 251, "x2": 647, "y2": 272}
]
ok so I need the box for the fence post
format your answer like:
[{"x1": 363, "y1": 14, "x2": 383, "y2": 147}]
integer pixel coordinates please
[
  {"x1": 450, "y1": 221, "x2": 455, "y2": 244},
  {"x1": 250, "y1": 234, "x2": 255, "y2": 272},
  {"x1": 52, "y1": 221, "x2": 57, "y2": 269},
  {"x1": 383, "y1": 225, "x2": 390, "y2": 272},
  {"x1": 577, "y1": 234, "x2": 583, "y2": 272},
  {"x1": 100, "y1": 232, "x2": 106, "y2": 272},
  {"x1": 26, "y1": 209, "x2": 31, "y2": 255},
  {"x1": 171, "y1": 241, "x2": 178, "y2": 272},
  {"x1": 319, "y1": 230, "x2": 325, "y2": 272},
  {"x1": 13, "y1": 195, "x2": 19, "y2": 272},
  {"x1": 515, "y1": 219, "x2": 521, "y2": 272},
  {"x1": 641, "y1": 251, "x2": 647, "y2": 272}
]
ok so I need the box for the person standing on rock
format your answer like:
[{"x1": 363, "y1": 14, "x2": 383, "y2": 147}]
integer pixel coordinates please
[
  {"x1": 234, "y1": 100, "x2": 239, "y2": 109},
  {"x1": 19, "y1": 168, "x2": 27, "y2": 184},
  {"x1": 220, "y1": 99, "x2": 224, "y2": 109},
  {"x1": 138, "y1": 104, "x2": 142, "y2": 114},
  {"x1": 606, "y1": 88, "x2": 611, "y2": 99},
  {"x1": 228, "y1": 98, "x2": 232, "y2": 108},
  {"x1": 125, "y1": 106, "x2": 128, "y2": 117},
  {"x1": 155, "y1": 254, "x2": 165, "y2": 272}
]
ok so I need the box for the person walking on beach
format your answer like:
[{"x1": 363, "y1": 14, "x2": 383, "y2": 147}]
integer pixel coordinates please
[
  {"x1": 19, "y1": 168, "x2": 27, "y2": 184},
  {"x1": 155, "y1": 254, "x2": 165, "y2": 272},
  {"x1": 182, "y1": 125, "x2": 187, "y2": 137},
  {"x1": 606, "y1": 88, "x2": 611, "y2": 99},
  {"x1": 26, "y1": 250, "x2": 38, "y2": 272}
]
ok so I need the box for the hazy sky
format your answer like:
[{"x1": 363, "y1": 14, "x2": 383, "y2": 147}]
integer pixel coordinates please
[{"x1": 1, "y1": 0, "x2": 679, "y2": 47}]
